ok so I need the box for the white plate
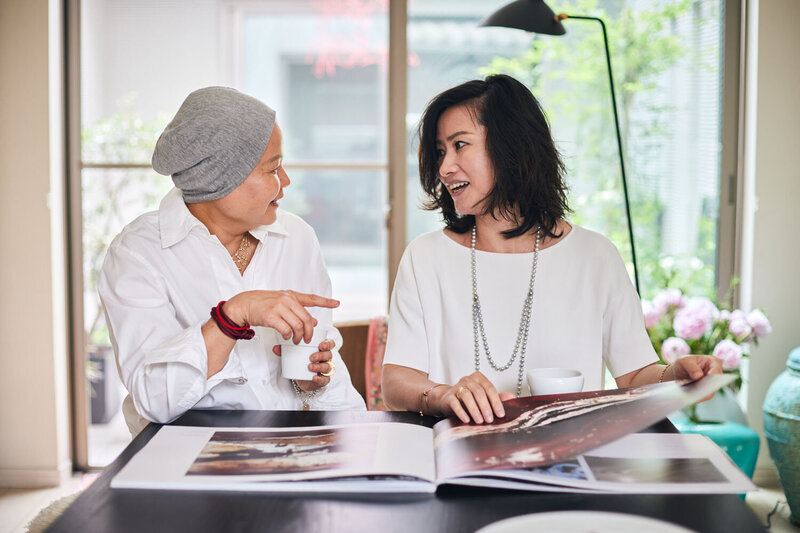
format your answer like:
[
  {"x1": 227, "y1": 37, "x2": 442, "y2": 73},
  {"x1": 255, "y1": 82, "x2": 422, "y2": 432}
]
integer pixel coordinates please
[{"x1": 476, "y1": 511, "x2": 697, "y2": 533}]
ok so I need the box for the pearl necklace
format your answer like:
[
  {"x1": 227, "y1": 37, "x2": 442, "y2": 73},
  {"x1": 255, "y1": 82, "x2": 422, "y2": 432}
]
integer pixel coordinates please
[
  {"x1": 231, "y1": 233, "x2": 251, "y2": 274},
  {"x1": 471, "y1": 225, "x2": 540, "y2": 397}
]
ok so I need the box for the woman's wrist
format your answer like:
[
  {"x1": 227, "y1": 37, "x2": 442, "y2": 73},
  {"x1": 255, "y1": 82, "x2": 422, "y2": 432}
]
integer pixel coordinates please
[
  {"x1": 220, "y1": 296, "x2": 248, "y2": 326},
  {"x1": 291, "y1": 379, "x2": 321, "y2": 410},
  {"x1": 658, "y1": 364, "x2": 671, "y2": 383},
  {"x1": 419, "y1": 383, "x2": 446, "y2": 416},
  {"x1": 210, "y1": 301, "x2": 255, "y2": 340}
]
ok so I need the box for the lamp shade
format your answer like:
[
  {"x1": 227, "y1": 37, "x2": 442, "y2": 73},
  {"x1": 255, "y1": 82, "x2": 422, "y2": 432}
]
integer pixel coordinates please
[{"x1": 479, "y1": 0, "x2": 566, "y2": 35}]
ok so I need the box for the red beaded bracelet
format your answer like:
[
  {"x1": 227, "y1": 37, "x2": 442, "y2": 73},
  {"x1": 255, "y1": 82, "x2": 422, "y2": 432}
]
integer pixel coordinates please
[{"x1": 210, "y1": 300, "x2": 255, "y2": 340}]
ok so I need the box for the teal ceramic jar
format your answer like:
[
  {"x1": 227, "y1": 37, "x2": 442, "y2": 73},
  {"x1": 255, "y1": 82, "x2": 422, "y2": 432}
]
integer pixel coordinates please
[{"x1": 763, "y1": 345, "x2": 800, "y2": 526}]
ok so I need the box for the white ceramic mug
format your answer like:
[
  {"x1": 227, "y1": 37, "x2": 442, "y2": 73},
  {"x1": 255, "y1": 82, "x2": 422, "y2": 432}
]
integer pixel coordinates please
[
  {"x1": 280, "y1": 326, "x2": 330, "y2": 380},
  {"x1": 527, "y1": 368, "x2": 584, "y2": 396}
]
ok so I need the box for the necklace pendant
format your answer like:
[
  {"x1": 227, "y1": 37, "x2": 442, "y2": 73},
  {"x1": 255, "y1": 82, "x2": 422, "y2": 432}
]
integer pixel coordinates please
[
  {"x1": 231, "y1": 233, "x2": 252, "y2": 273},
  {"x1": 302, "y1": 403, "x2": 310, "y2": 411}
]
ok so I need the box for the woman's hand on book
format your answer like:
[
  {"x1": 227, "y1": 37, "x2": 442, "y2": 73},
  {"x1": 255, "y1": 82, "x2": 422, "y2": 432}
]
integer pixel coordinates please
[
  {"x1": 618, "y1": 357, "x2": 723, "y2": 404},
  {"x1": 670, "y1": 355, "x2": 723, "y2": 402},
  {"x1": 438, "y1": 372, "x2": 511, "y2": 424}
]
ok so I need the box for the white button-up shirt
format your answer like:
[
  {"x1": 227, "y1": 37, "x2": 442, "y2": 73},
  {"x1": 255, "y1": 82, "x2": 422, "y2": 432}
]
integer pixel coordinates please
[{"x1": 99, "y1": 188, "x2": 365, "y2": 434}]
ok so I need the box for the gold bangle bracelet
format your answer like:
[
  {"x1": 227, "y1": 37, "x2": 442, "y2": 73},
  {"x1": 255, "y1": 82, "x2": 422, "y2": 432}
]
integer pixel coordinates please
[
  {"x1": 658, "y1": 364, "x2": 670, "y2": 383},
  {"x1": 420, "y1": 383, "x2": 445, "y2": 416}
]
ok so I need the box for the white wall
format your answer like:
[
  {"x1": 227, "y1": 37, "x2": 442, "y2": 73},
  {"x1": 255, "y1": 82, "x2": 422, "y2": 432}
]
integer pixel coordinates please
[
  {"x1": 0, "y1": 0, "x2": 71, "y2": 487},
  {"x1": 744, "y1": 0, "x2": 800, "y2": 472}
]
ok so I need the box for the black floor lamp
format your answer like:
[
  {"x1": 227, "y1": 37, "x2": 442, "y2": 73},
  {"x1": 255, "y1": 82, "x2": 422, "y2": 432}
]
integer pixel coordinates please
[{"x1": 480, "y1": 0, "x2": 640, "y2": 295}]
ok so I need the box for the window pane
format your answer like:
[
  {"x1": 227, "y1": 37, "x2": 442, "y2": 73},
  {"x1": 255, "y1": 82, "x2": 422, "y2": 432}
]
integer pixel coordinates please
[
  {"x1": 240, "y1": 7, "x2": 387, "y2": 162},
  {"x1": 406, "y1": 0, "x2": 723, "y2": 300},
  {"x1": 284, "y1": 169, "x2": 388, "y2": 321},
  {"x1": 80, "y1": 0, "x2": 221, "y2": 163}
]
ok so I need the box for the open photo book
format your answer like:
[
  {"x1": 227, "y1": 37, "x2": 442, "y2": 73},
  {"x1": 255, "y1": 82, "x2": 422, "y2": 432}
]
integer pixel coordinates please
[{"x1": 111, "y1": 374, "x2": 756, "y2": 495}]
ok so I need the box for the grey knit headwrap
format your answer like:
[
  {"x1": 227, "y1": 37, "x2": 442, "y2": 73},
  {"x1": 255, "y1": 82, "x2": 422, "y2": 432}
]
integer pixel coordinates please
[{"x1": 152, "y1": 87, "x2": 276, "y2": 203}]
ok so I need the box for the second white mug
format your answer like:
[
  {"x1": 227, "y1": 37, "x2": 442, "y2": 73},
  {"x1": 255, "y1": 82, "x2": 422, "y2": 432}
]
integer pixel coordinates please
[{"x1": 527, "y1": 367, "x2": 584, "y2": 396}]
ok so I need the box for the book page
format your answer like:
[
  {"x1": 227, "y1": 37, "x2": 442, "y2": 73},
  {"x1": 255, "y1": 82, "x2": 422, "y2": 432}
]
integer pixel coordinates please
[
  {"x1": 112, "y1": 423, "x2": 436, "y2": 493},
  {"x1": 432, "y1": 374, "x2": 734, "y2": 480},
  {"x1": 447, "y1": 433, "x2": 756, "y2": 494}
]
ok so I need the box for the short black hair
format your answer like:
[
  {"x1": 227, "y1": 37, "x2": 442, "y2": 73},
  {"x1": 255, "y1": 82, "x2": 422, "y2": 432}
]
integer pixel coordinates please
[{"x1": 418, "y1": 74, "x2": 569, "y2": 239}]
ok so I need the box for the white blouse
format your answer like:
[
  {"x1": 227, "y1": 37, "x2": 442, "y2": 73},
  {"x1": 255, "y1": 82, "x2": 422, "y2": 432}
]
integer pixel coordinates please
[
  {"x1": 384, "y1": 225, "x2": 657, "y2": 394},
  {"x1": 100, "y1": 188, "x2": 365, "y2": 434}
]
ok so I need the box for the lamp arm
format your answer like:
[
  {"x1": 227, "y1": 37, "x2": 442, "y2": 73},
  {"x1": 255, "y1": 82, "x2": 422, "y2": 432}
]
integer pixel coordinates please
[{"x1": 557, "y1": 14, "x2": 640, "y2": 295}]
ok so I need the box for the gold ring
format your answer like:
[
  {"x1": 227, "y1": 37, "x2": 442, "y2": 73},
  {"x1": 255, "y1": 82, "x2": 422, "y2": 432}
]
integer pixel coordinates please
[
  {"x1": 455, "y1": 386, "x2": 468, "y2": 401},
  {"x1": 319, "y1": 359, "x2": 336, "y2": 377}
]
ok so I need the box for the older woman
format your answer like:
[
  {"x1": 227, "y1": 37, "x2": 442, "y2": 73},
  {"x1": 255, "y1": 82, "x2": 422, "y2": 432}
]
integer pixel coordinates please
[
  {"x1": 100, "y1": 87, "x2": 365, "y2": 436},
  {"x1": 382, "y1": 75, "x2": 721, "y2": 424}
]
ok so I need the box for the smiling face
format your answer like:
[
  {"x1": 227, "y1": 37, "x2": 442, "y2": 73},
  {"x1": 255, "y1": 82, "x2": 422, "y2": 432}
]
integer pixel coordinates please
[
  {"x1": 213, "y1": 124, "x2": 289, "y2": 230},
  {"x1": 436, "y1": 104, "x2": 494, "y2": 216}
]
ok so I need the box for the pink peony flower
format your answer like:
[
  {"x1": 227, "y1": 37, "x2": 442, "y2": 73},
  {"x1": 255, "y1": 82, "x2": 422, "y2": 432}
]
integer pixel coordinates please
[
  {"x1": 713, "y1": 339, "x2": 743, "y2": 370},
  {"x1": 747, "y1": 309, "x2": 772, "y2": 338},
  {"x1": 728, "y1": 309, "x2": 753, "y2": 341},
  {"x1": 673, "y1": 297, "x2": 718, "y2": 340},
  {"x1": 661, "y1": 336, "x2": 691, "y2": 364},
  {"x1": 719, "y1": 309, "x2": 731, "y2": 321},
  {"x1": 641, "y1": 300, "x2": 662, "y2": 329},
  {"x1": 652, "y1": 288, "x2": 686, "y2": 314}
]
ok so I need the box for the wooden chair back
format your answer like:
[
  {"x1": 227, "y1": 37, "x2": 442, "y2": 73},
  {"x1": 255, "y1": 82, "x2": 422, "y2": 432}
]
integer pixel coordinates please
[{"x1": 335, "y1": 320, "x2": 370, "y2": 400}]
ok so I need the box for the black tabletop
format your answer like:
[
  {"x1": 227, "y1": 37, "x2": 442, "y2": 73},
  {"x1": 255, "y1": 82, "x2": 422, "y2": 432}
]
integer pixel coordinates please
[{"x1": 49, "y1": 410, "x2": 766, "y2": 532}]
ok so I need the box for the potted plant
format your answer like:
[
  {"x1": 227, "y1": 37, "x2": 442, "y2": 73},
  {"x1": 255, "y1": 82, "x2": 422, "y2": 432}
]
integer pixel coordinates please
[{"x1": 641, "y1": 282, "x2": 772, "y2": 478}]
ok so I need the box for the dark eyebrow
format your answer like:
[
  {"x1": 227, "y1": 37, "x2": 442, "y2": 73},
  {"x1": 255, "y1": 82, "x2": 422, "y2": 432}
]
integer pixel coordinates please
[{"x1": 436, "y1": 131, "x2": 473, "y2": 144}]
